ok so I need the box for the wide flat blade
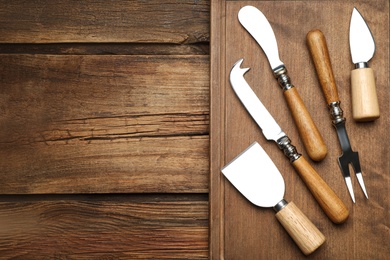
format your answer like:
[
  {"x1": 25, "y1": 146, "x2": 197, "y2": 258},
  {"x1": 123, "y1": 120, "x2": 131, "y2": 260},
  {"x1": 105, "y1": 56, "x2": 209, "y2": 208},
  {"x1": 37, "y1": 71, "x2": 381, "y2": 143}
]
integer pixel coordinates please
[
  {"x1": 230, "y1": 59, "x2": 286, "y2": 142},
  {"x1": 238, "y1": 5, "x2": 284, "y2": 70},
  {"x1": 222, "y1": 142, "x2": 285, "y2": 208},
  {"x1": 349, "y1": 7, "x2": 375, "y2": 64}
]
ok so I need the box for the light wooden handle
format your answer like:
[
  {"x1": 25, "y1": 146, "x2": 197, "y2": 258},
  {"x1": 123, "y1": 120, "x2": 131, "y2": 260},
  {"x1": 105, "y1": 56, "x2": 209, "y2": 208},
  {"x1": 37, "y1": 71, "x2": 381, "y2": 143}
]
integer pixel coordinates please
[
  {"x1": 283, "y1": 87, "x2": 327, "y2": 161},
  {"x1": 351, "y1": 68, "x2": 380, "y2": 121},
  {"x1": 292, "y1": 156, "x2": 349, "y2": 224},
  {"x1": 276, "y1": 201, "x2": 325, "y2": 255},
  {"x1": 306, "y1": 29, "x2": 340, "y2": 104}
]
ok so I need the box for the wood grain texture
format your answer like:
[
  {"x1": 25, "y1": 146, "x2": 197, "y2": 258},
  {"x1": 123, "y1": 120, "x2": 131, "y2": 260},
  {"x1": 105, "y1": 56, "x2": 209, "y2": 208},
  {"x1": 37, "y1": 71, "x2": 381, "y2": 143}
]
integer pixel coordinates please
[
  {"x1": 0, "y1": 0, "x2": 210, "y2": 44},
  {"x1": 0, "y1": 1, "x2": 212, "y2": 258},
  {"x1": 306, "y1": 29, "x2": 340, "y2": 104},
  {"x1": 275, "y1": 201, "x2": 325, "y2": 255},
  {"x1": 210, "y1": 0, "x2": 389, "y2": 259},
  {"x1": 351, "y1": 68, "x2": 380, "y2": 121},
  {"x1": 0, "y1": 43, "x2": 210, "y2": 55},
  {"x1": 283, "y1": 87, "x2": 328, "y2": 161},
  {"x1": 0, "y1": 194, "x2": 209, "y2": 258},
  {"x1": 291, "y1": 156, "x2": 349, "y2": 224},
  {"x1": 0, "y1": 55, "x2": 209, "y2": 194}
]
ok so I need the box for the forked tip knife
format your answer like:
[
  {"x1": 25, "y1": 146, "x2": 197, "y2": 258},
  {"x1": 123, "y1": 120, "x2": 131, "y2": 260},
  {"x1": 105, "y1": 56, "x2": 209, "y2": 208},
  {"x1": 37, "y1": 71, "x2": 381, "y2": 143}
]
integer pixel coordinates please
[{"x1": 230, "y1": 58, "x2": 349, "y2": 224}]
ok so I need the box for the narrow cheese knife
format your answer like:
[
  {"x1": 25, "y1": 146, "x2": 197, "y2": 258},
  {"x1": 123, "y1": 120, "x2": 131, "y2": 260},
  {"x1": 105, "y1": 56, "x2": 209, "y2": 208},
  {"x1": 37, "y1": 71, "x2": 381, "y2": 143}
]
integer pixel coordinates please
[
  {"x1": 230, "y1": 59, "x2": 349, "y2": 224},
  {"x1": 238, "y1": 5, "x2": 327, "y2": 161},
  {"x1": 222, "y1": 142, "x2": 325, "y2": 255},
  {"x1": 349, "y1": 7, "x2": 380, "y2": 121}
]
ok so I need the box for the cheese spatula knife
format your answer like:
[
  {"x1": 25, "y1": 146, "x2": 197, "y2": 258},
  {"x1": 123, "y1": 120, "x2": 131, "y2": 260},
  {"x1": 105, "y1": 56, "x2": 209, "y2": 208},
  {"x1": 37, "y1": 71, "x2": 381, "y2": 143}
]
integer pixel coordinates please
[
  {"x1": 238, "y1": 5, "x2": 327, "y2": 161},
  {"x1": 222, "y1": 142, "x2": 325, "y2": 255}
]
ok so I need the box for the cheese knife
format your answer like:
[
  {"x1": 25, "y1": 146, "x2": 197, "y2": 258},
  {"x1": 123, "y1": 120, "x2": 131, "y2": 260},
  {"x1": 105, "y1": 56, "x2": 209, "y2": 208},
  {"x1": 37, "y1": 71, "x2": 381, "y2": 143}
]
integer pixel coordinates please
[
  {"x1": 230, "y1": 58, "x2": 349, "y2": 224},
  {"x1": 238, "y1": 5, "x2": 327, "y2": 161},
  {"x1": 222, "y1": 142, "x2": 325, "y2": 255},
  {"x1": 349, "y1": 7, "x2": 380, "y2": 121}
]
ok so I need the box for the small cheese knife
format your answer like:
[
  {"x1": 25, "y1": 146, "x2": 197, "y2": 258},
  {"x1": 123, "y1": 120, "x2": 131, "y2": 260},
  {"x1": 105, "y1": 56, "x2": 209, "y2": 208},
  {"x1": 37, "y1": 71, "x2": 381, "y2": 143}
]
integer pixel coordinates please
[
  {"x1": 349, "y1": 7, "x2": 380, "y2": 121},
  {"x1": 238, "y1": 5, "x2": 327, "y2": 161},
  {"x1": 230, "y1": 58, "x2": 349, "y2": 224},
  {"x1": 222, "y1": 142, "x2": 325, "y2": 255}
]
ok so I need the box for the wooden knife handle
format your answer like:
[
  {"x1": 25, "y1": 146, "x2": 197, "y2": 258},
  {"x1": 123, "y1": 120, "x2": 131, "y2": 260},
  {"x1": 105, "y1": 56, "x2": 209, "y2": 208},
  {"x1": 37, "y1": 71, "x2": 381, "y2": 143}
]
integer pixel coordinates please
[
  {"x1": 292, "y1": 156, "x2": 349, "y2": 224},
  {"x1": 306, "y1": 29, "x2": 340, "y2": 104},
  {"x1": 351, "y1": 68, "x2": 380, "y2": 121},
  {"x1": 283, "y1": 87, "x2": 327, "y2": 161},
  {"x1": 276, "y1": 201, "x2": 326, "y2": 255}
]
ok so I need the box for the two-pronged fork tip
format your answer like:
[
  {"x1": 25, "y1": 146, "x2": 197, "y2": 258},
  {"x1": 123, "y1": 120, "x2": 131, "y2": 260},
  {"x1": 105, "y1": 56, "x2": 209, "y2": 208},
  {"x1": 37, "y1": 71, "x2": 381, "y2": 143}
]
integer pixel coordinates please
[
  {"x1": 344, "y1": 173, "x2": 368, "y2": 203},
  {"x1": 356, "y1": 172, "x2": 369, "y2": 199}
]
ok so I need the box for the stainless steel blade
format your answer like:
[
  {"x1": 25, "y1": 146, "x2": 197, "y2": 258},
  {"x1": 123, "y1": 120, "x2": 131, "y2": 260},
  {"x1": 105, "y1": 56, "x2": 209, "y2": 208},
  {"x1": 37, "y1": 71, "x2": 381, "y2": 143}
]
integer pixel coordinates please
[
  {"x1": 221, "y1": 142, "x2": 285, "y2": 208},
  {"x1": 238, "y1": 5, "x2": 284, "y2": 70},
  {"x1": 230, "y1": 59, "x2": 286, "y2": 142},
  {"x1": 349, "y1": 7, "x2": 375, "y2": 64}
]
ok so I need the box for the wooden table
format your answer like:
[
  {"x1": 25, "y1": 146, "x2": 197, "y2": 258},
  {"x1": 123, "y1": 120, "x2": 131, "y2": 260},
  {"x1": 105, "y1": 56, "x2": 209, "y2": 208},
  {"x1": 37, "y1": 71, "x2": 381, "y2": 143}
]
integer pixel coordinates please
[
  {"x1": 0, "y1": 0, "x2": 388, "y2": 259},
  {"x1": 0, "y1": 1, "x2": 209, "y2": 258}
]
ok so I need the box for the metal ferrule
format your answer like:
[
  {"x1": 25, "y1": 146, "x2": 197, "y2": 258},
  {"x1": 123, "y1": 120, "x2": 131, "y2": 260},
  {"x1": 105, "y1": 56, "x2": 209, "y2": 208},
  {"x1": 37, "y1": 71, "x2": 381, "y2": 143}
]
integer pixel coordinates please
[
  {"x1": 328, "y1": 101, "x2": 346, "y2": 125},
  {"x1": 273, "y1": 65, "x2": 294, "y2": 91},
  {"x1": 355, "y1": 62, "x2": 368, "y2": 69},
  {"x1": 274, "y1": 199, "x2": 288, "y2": 212},
  {"x1": 277, "y1": 136, "x2": 301, "y2": 163}
]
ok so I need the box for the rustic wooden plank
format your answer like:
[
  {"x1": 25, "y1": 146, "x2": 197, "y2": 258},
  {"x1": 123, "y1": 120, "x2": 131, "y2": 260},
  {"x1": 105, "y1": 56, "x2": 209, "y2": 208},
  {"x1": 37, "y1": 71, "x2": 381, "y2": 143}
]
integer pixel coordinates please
[
  {"x1": 0, "y1": 194, "x2": 209, "y2": 258},
  {"x1": 210, "y1": 0, "x2": 389, "y2": 259},
  {"x1": 0, "y1": 0, "x2": 210, "y2": 44},
  {"x1": 0, "y1": 43, "x2": 210, "y2": 55},
  {"x1": 209, "y1": 0, "x2": 226, "y2": 259},
  {"x1": 0, "y1": 136, "x2": 209, "y2": 194},
  {"x1": 0, "y1": 54, "x2": 210, "y2": 194}
]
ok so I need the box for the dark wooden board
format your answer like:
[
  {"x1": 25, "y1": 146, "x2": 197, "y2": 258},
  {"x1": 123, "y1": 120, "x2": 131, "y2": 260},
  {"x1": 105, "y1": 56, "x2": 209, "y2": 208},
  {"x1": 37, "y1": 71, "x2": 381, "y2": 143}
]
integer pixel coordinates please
[
  {"x1": 0, "y1": 0, "x2": 209, "y2": 44},
  {"x1": 0, "y1": 55, "x2": 209, "y2": 194},
  {"x1": 210, "y1": 0, "x2": 389, "y2": 258},
  {"x1": 0, "y1": 194, "x2": 209, "y2": 258}
]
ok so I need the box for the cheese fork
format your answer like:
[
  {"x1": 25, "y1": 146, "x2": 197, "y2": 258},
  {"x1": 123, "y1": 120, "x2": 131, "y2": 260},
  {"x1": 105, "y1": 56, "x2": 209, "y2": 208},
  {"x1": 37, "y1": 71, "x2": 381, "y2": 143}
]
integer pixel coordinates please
[{"x1": 307, "y1": 29, "x2": 368, "y2": 203}]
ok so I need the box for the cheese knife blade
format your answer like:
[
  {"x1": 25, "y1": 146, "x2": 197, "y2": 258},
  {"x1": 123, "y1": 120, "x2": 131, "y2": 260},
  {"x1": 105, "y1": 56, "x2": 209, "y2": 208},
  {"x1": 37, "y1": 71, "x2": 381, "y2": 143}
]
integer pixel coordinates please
[
  {"x1": 349, "y1": 7, "x2": 380, "y2": 121},
  {"x1": 229, "y1": 59, "x2": 349, "y2": 224},
  {"x1": 229, "y1": 59, "x2": 285, "y2": 142},
  {"x1": 238, "y1": 6, "x2": 283, "y2": 70},
  {"x1": 221, "y1": 142, "x2": 325, "y2": 255},
  {"x1": 350, "y1": 7, "x2": 375, "y2": 65},
  {"x1": 238, "y1": 5, "x2": 327, "y2": 161}
]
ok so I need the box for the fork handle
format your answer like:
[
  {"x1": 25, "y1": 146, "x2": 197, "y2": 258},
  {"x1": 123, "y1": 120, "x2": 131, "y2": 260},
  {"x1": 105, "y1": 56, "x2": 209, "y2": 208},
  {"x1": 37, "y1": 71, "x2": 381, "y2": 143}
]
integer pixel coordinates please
[
  {"x1": 292, "y1": 156, "x2": 349, "y2": 224},
  {"x1": 306, "y1": 29, "x2": 340, "y2": 105}
]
